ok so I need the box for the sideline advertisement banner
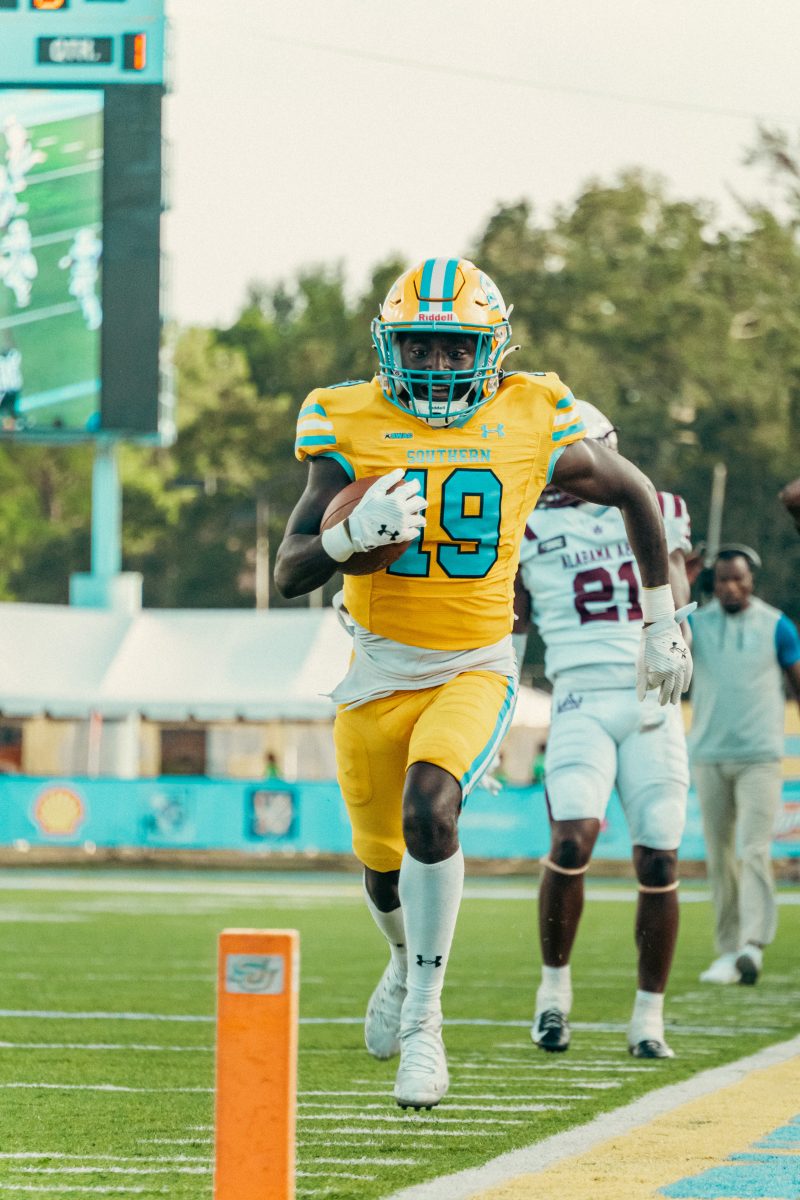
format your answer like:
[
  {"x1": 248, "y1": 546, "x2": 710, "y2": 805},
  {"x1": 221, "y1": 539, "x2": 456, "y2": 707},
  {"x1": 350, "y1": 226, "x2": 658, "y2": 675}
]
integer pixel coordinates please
[{"x1": 1, "y1": 776, "x2": 799, "y2": 860}]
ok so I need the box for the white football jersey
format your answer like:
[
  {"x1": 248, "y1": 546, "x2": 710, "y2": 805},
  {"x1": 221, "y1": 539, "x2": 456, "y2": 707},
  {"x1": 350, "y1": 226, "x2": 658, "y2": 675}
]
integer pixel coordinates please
[{"x1": 518, "y1": 493, "x2": 691, "y2": 685}]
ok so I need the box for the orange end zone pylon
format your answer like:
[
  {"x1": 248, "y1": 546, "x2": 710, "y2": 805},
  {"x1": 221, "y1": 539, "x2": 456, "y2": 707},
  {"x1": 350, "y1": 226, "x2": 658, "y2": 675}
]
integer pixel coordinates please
[{"x1": 214, "y1": 929, "x2": 300, "y2": 1200}]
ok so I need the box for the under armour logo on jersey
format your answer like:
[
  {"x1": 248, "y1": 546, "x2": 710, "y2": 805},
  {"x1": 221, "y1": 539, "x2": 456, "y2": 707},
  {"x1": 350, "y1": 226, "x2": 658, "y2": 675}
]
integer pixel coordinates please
[
  {"x1": 481, "y1": 423, "x2": 505, "y2": 438},
  {"x1": 556, "y1": 693, "x2": 583, "y2": 714},
  {"x1": 416, "y1": 954, "x2": 443, "y2": 968},
  {"x1": 378, "y1": 524, "x2": 400, "y2": 541}
]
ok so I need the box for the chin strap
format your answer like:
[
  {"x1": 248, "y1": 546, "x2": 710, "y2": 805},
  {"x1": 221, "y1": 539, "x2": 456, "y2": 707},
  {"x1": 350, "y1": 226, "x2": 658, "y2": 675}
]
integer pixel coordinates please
[
  {"x1": 539, "y1": 856, "x2": 590, "y2": 877},
  {"x1": 638, "y1": 880, "x2": 680, "y2": 894}
]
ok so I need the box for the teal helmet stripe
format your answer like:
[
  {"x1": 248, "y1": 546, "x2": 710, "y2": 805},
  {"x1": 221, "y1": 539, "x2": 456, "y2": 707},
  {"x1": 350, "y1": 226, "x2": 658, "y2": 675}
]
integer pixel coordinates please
[
  {"x1": 418, "y1": 258, "x2": 436, "y2": 311},
  {"x1": 441, "y1": 257, "x2": 458, "y2": 310},
  {"x1": 418, "y1": 257, "x2": 460, "y2": 312}
]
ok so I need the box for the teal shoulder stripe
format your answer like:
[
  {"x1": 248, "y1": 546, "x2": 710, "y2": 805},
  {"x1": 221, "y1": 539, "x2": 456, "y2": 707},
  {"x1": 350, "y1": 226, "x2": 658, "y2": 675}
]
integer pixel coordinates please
[
  {"x1": 328, "y1": 378, "x2": 368, "y2": 390},
  {"x1": 556, "y1": 395, "x2": 575, "y2": 409},
  {"x1": 319, "y1": 452, "x2": 355, "y2": 480},
  {"x1": 552, "y1": 420, "x2": 585, "y2": 442},
  {"x1": 299, "y1": 402, "x2": 328, "y2": 418},
  {"x1": 296, "y1": 434, "x2": 337, "y2": 448}
]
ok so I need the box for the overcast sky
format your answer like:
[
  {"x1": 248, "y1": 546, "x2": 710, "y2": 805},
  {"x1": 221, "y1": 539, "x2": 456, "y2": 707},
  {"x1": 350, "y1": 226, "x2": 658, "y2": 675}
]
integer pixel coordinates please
[{"x1": 162, "y1": 0, "x2": 800, "y2": 328}]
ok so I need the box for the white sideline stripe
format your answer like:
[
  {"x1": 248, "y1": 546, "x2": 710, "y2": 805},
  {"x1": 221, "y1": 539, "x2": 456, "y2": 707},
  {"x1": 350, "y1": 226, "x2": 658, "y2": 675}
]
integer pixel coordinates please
[
  {"x1": 383, "y1": 1034, "x2": 800, "y2": 1200},
  {"x1": 0, "y1": 1011, "x2": 211, "y2": 1023},
  {"x1": 308, "y1": 1157, "x2": 417, "y2": 1166},
  {"x1": 300, "y1": 1103, "x2": 564, "y2": 1114},
  {"x1": 0, "y1": 1189, "x2": 164, "y2": 1195},
  {"x1": 0, "y1": 1042, "x2": 211, "y2": 1053},
  {"x1": 0, "y1": 1156, "x2": 210, "y2": 1164},
  {"x1": 297, "y1": 1172, "x2": 374, "y2": 1180},
  {"x1": 0, "y1": 1010, "x2": 779, "y2": 1037},
  {"x1": 0, "y1": 872, "x2": 744, "y2": 901},
  {"x1": 140, "y1": 1140, "x2": 211, "y2": 1147},
  {"x1": 0, "y1": 302, "x2": 80, "y2": 331},
  {"x1": 0, "y1": 1083, "x2": 212, "y2": 1094},
  {"x1": 299, "y1": 1142, "x2": 441, "y2": 1151},
  {"x1": 302, "y1": 1090, "x2": 599, "y2": 1099},
  {"x1": 30, "y1": 224, "x2": 101, "y2": 250},
  {"x1": 306, "y1": 1128, "x2": 510, "y2": 1139},
  {"x1": 1, "y1": 871, "x2": 797, "y2": 907},
  {"x1": 14, "y1": 1167, "x2": 208, "y2": 1176},
  {"x1": 28, "y1": 162, "x2": 101, "y2": 185},
  {"x1": 300, "y1": 1115, "x2": 526, "y2": 1126}
]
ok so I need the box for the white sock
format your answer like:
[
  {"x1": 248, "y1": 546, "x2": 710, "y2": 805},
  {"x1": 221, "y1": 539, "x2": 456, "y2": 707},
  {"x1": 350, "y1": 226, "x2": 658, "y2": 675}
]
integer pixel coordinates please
[
  {"x1": 629, "y1": 989, "x2": 665, "y2": 1042},
  {"x1": 399, "y1": 847, "x2": 464, "y2": 1015},
  {"x1": 536, "y1": 964, "x2": 572, "y2": 1015},
  {"x1": 362, "y1": 876, "x2": 407, "y2": 982}
]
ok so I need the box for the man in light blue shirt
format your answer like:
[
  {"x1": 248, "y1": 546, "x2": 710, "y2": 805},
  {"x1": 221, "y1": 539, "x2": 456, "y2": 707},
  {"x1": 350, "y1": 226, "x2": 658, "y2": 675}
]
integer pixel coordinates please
[{"x1": 688, "y1": 548, "x2": 800, "y2": 985}]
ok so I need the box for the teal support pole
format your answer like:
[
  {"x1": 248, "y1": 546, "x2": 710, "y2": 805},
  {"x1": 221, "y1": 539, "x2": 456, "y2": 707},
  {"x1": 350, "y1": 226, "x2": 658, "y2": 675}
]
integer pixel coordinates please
[
  {"x1": 70, "y1": 440, "x2": 142, "y2": 611},
  {"x1": 91, "y1": 441, "x2": 122, "y2": 578}
]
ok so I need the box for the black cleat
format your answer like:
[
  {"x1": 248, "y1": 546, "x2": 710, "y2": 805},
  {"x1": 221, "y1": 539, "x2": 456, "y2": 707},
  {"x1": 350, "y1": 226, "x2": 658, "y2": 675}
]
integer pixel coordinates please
[
  {"x1": 531, "y1": 1008, "x2": 571, "y2": 1052},
  {"x1": 629, "y1": 1038, "x2": 675, "y2": 1059},
  {"x1": 735, "y1": 950, "x2": 760, "y2": 986}
]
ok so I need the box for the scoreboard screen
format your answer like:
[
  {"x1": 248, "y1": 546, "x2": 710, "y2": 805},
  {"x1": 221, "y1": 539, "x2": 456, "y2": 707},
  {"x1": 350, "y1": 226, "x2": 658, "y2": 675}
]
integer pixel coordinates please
[{"x1": 0, "y1": 0, "x2": 170, "y2": 442}]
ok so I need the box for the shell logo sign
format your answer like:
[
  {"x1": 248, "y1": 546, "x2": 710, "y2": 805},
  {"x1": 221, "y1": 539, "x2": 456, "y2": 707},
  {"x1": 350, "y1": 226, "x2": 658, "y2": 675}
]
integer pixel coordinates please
[{"x1": 33, "y1": 786, "x2": 86, "y2": 837}]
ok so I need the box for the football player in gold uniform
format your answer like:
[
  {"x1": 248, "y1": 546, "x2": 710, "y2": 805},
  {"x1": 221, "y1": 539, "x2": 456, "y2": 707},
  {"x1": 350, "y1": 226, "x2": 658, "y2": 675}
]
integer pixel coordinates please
[{"x1": 276, "y1": 257, "x2": 693, "y2": 1110}]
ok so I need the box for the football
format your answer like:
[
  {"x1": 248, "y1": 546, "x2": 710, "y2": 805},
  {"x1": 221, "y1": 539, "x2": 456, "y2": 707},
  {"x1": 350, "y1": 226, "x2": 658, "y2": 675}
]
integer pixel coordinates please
[{"x1": 320, "y1": 475, "x2": 410, "y2": 576}]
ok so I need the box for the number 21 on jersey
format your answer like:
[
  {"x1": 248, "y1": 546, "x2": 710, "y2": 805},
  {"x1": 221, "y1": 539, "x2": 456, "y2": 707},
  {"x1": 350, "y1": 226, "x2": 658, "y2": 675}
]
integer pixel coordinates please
[{"x1": 573, "y1": 563, "x2": 642, "y2": 624}]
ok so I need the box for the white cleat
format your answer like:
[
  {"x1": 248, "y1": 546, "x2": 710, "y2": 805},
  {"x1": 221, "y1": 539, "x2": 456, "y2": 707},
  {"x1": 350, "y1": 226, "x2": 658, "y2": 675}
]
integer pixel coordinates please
[
  {"x1": 364, "y1": 961, "x2": 406, "y2": 1060},
  {"x1": 699, "y1": 952, "x2": 741, "y2": 984},
  {"x1": 394, "y1": 1010, "x2": 449, "y2": 1111}
]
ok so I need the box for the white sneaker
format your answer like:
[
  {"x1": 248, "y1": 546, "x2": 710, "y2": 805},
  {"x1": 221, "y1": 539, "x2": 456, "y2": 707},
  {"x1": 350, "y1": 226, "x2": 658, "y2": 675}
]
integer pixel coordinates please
[
  {"x1": 364, "y1": 961, "x2": 406, "y2": 1060},
  {"x1": 394, "y1": 1009, "x2": 449, "y2": 1110},
  {"x1": 735, "y1": 943, "x2": 763, "y2": 986},
  {"x1": 699, "y1": 952, "x2": 741, "y2": 984}
]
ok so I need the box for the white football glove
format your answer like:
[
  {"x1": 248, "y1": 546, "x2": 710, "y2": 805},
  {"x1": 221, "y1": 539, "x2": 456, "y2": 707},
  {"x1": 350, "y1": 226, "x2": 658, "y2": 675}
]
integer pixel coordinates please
[
  {"x1": 321, "y1": 468, "x2": 428, "y2": 563},
  {"x1": 636, "y1": 602, "x2": 696, "y2": 706}
]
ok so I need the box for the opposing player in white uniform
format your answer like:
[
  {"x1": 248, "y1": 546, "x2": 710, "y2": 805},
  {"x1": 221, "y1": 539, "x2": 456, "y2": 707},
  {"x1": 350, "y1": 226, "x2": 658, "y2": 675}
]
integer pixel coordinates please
[
  {"x1": 0, "y1": 165, "x2": 19, "y2": 233},
  {"x1": 515, "y1": 400, "x2": 693, "y2": 1059},
  {"x1": 2, "y1": 116, "x2": 46, "y2": 193},
  {"x1": 59, "y1": 228, "x2": 102, "y2": 331},
  {"x1": 0, "y1": 218, "x2": 37, "y2": 308}
]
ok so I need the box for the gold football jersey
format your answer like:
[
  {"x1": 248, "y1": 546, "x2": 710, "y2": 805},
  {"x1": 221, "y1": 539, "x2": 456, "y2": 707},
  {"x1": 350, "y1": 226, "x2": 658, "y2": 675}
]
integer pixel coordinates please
[{"x1": 295, "y1": 374, "x2": 585, "y2": 650}]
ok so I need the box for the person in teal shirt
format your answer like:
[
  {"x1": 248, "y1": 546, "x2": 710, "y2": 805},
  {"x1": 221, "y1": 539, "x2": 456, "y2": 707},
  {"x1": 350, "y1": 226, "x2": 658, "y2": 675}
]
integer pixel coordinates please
[{"x1": 688, "y1": 548, "x2": 800, "y2": 986}]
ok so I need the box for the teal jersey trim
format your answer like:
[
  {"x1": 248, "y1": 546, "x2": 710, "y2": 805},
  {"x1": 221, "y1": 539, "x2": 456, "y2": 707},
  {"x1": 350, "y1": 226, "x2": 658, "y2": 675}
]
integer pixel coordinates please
[
  {"x1": 318, "y1": 452, "x2": 355, "y2": 481},
  {"x1": 546, "y1": 445, "x2": 566, "y2": 484}
]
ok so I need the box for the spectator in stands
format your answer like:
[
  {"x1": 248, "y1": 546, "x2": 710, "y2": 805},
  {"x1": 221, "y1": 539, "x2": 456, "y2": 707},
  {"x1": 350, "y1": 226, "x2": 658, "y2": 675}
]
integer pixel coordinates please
[{"x1": 690, "y1": 547, "x2": 800, "y2": 985}]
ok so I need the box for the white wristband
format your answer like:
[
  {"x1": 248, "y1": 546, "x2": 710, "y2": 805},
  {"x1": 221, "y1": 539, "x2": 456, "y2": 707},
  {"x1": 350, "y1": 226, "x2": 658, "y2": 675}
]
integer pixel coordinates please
[
  {"x1": 641, "y1": 584, "x2": 675, "y2": 623},
  {"x1": 321, "y1": 521, "x2": 354, "y2": 563}
]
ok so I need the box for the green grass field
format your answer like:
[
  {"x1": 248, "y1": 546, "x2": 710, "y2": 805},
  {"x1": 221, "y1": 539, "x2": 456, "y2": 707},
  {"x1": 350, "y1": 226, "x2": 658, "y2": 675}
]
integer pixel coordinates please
[
  {"x1": 0, "y1": 99, "x2": 103, "y2": 430},
  {"x1": 0, "y1": 869, "x2": 797, "y2": 1198}
]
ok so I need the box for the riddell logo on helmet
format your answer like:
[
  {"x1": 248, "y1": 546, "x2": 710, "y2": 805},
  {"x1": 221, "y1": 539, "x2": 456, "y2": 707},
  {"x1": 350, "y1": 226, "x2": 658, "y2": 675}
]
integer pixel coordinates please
[{"x1": 416, "y1": 310, "x2": 458, "y2": 322}]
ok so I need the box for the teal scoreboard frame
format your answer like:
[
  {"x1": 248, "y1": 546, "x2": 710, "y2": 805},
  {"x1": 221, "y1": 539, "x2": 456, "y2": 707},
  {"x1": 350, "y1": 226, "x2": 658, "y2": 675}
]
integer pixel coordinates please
[
  {"x1": 0, "y1": 0, "x2": 166, "y2": 89},
  {"x1": 0, "y1": 0, "x2": 169, "y2": 441}
]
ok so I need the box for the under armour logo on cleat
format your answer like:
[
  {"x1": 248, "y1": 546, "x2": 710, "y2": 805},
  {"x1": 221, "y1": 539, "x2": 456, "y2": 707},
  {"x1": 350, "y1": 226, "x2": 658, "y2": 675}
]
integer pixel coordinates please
[
  {"x1": 378, "y1": 524, "x2": 401, "y2": 541},
  {"x1": 416, "y1": 954, "x2": 443, "y2": 967}
]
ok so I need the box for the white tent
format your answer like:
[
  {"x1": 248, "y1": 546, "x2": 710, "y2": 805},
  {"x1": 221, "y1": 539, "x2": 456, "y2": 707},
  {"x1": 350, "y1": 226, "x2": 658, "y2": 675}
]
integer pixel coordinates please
[
  {"x1": 0, "y1": 603, "x2": 354, "y2": 721},
  {"x1": 0, "y1": 602, "x2": 551, "y2": 742}
]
